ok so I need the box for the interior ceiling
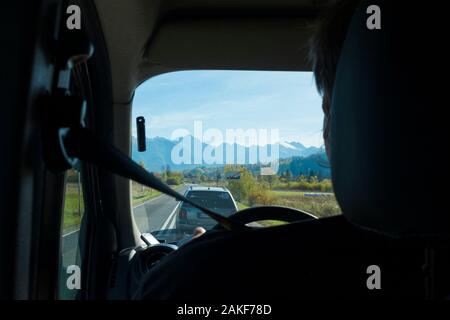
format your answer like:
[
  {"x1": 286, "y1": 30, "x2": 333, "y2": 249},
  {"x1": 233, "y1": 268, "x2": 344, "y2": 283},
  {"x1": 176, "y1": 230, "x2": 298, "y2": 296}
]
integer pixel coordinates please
[{"x1": 94, "y1": 0, "x2": 327, "y2": 104}]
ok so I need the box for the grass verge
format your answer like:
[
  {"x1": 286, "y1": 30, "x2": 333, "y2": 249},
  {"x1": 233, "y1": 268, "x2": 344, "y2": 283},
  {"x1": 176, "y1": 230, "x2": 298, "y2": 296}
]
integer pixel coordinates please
[
  {"x1": 237, "y1": 189, "x2": 341, "y2": 228},
  {"x1": 63, "y1": 183, "x2": 84, "y2": 233}
]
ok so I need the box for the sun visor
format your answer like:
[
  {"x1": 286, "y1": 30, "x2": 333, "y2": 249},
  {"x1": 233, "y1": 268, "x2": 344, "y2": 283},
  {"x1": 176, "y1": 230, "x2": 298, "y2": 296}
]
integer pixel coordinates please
[{"x1": 144, "y1": 17, "x2": 313, "y2": 72}]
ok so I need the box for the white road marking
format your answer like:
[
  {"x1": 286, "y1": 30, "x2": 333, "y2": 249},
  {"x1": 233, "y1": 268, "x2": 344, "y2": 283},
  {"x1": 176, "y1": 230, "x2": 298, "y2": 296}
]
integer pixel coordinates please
[
  {"x1": 160, "y1": 202, "x2": 180, "y2": 231},
  {"x1": 168, "y1": 211, "x2": 177, "y2": 230},
  {"x1": 63, "y1": 229, "x2": 80, "y2": 237},
  {"x1": 132, "y1": 194, "x2": 164, "y2": 210}
]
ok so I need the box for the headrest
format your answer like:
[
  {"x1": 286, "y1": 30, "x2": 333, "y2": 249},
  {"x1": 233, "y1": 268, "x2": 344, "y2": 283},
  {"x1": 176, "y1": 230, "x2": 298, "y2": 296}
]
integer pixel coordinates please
[{"x1": 331, "y1": 0, "x2": 450, "y2": 237}]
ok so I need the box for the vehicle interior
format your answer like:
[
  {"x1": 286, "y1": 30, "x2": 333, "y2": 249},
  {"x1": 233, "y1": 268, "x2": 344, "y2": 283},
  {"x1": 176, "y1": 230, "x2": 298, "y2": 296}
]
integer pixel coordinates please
[{"x1": 1, "y1": 0, "x2": 449, "y2": 301}]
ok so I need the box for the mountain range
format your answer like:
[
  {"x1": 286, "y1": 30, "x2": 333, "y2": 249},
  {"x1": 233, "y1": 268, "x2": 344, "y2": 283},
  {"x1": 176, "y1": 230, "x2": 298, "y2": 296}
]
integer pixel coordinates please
[{"x1": 131, "y1": 136, "x2": 326, "y2": 175}]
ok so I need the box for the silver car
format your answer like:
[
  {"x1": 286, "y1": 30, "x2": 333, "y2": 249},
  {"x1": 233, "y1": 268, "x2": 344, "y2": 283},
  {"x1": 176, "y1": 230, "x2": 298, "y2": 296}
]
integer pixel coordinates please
[{"x1": 176, "y1": 186, "x2": 238, "y2": 233}]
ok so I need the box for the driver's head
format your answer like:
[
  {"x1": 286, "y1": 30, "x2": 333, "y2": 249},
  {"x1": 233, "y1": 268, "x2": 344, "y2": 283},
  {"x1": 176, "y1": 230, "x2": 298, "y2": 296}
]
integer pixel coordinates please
[{"x1": 309, "y1": 0, "x2": 360, "y2": 158}]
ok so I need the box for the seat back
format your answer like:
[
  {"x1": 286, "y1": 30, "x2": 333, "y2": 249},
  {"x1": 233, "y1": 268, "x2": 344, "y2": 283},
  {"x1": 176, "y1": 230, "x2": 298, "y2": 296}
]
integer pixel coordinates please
[{"x1": 331, "y1": 0, "x2": 450, "y2": 238}]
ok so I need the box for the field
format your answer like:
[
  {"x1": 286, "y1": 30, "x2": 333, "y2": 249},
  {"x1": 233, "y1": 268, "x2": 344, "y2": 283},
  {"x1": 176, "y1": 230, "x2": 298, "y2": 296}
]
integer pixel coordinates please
[
  {"x1": 270, "y1": 190, "x2": 341, "y2": 218},
  {"x1": 234, "y1": 189, "x2": 341, "y2": 227},
  {"x1": 237, "y1": 189, "x2": 341, "y2": 227},
  {"x1": 62, "y1": 183, "x2": 84, "y2": 232},
  {"x1": 131, "y1": 182, "x2": 162, "y2": 206}
]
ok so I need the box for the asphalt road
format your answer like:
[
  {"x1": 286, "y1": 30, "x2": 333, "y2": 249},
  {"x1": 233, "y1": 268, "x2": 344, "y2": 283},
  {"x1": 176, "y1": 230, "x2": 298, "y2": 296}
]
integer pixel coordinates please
[
  {"x1": 61, "y1": 185, "x2": 188, "y2": 268},
  {"x1": 133, "y1": 185, "x2": 188, "y2": 233}
]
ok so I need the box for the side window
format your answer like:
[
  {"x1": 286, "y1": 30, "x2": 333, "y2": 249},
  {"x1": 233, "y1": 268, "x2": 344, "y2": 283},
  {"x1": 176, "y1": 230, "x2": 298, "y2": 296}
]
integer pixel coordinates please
[{"x1": 58, "y1": 169, "x2": 84, "y2": 299}]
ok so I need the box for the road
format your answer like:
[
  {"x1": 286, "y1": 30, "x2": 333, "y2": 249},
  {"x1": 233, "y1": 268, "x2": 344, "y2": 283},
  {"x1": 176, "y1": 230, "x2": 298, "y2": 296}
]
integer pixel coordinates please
[
  {"x1": 133, "y1": 185, "x2": 188, "y2": 233},
  {"x1": 61, "y1": 185, "x2": 188, "y2": 267}
]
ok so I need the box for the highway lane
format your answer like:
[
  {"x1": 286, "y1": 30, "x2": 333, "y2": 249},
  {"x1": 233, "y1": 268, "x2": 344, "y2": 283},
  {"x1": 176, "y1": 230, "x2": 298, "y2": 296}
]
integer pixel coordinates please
[{"x1": 133, "y1": 185, "x2": 188, "y2": 233}]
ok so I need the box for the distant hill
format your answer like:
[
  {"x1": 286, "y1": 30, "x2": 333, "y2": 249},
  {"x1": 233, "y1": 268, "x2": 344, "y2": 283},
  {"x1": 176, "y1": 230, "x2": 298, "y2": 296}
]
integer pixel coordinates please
[
  {"x1": 131, "y1": 136, "x2": 327, "y2": 175},
  {"x1": 182, "y1": 154, "x2": 331, "y2": 180},
  {"x1": 277, "y1": 153, "x2": 331, "y2": 179}
]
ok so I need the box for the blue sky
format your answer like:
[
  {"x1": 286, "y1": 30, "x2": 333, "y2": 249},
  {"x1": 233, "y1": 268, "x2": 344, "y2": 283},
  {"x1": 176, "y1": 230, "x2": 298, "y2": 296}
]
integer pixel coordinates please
[{"x1": 132, "y1": 70, "x2": 324, "y2": 147}]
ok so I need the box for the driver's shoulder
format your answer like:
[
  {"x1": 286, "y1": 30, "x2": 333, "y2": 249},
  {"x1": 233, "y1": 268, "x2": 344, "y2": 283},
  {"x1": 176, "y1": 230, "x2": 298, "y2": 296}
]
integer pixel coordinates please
[
  {"x1": 160, "y1": 215, "x2": 355, "y2": 262},
  {"x1": 134, "y1": 215, "x2": 356, "y2": 299}
]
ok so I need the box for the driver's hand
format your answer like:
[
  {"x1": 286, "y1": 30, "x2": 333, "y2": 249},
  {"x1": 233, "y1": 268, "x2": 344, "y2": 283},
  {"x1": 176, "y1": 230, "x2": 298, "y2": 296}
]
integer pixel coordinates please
[
  {"x1": 192, "y1": 227, "x2": 206, "y2": 239},
  {"x1": 177, "y1": 227, "x2": 206, "y2": 247}
]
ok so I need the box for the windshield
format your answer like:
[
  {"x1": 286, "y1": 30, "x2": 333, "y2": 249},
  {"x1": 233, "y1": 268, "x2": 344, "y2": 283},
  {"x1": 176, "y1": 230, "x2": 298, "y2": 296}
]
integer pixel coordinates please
[{"x1": 131, "y1": 71, "x2": 341, "y2": 243}]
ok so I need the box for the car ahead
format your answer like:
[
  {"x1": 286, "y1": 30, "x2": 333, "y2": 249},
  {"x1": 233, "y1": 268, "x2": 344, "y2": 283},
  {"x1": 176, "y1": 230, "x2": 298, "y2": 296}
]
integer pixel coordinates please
[{"x1": 176, "y1": 186, "x2": 238, "y2": 233}]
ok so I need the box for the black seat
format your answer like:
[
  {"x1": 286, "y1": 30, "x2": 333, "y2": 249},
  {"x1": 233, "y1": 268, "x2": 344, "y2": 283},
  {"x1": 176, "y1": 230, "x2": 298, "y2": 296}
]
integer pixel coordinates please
[
  {"x1": 138, "y1": 215, "x2": 433, "y2": 299},
  {"x1": 136, "y1": 0, "x2": 450, "y2": 299}
]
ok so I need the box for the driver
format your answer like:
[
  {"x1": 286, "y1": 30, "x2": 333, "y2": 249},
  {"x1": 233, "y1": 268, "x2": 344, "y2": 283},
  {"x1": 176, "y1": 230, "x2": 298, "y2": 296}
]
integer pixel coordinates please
[{"x1": 134, "y1": 0, "x2": 360, "y2": 299}]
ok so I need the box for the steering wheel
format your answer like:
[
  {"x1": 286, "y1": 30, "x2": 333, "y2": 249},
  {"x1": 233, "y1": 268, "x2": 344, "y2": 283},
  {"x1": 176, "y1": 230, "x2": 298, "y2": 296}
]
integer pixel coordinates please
[{"x1": 212, "y1": 205, "x2": 317, "y2": 230}]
